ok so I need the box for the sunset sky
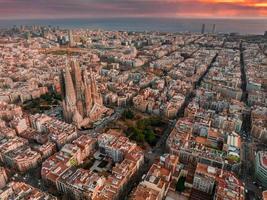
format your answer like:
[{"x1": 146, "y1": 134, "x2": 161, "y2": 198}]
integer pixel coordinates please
[{"x1": 0, "y1": 0, "x2": 266, "y2": 19}]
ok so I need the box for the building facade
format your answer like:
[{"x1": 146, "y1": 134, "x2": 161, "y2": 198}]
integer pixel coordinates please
[{"x1": 255, "y1": 151, "x2": 267, "y2": 187}]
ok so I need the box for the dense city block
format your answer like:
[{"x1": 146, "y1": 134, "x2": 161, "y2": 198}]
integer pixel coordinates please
[{"x1": 0, "y1": 26, "x2": 266, "y2": 200}]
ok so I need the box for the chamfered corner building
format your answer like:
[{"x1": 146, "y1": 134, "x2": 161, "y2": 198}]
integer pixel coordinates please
[{"x1": 255, "y1": 151, "x2": 267, "y2": 188}]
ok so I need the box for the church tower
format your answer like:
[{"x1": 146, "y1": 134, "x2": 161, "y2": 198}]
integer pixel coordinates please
[
  {"x1": 71, "y1": 60, "x2": 84, "y2": 117},
  {"x1": 62, "y1": 63, "x2": 77, "y2": 123},
  {"x1": 61, "y1": 59, "x2": 108, "y2": 128}
]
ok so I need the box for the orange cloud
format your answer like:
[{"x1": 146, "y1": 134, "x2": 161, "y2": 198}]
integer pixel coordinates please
[
  {"x1": 199, "y1": 0, "x2": 267, "y2": 7},
  {"x1": 200, "y1": 0, "x2": 245, "y2": 2},
  {"x1": 173, "y1": 0, "x2": 267, "y2": 17},
  {"x1": 254, "y1": 3, "x2": 267, "y2": 8}
]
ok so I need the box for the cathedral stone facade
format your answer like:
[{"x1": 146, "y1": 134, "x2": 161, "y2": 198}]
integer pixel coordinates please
[{"x1": 60, "y1": 59, "x2": 109, "y2": 128}]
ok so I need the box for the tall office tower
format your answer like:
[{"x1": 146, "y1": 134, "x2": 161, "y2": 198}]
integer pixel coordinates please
[
  {"x1": 25, "y1": 32, "x2": 31, "y2": 40},
  {"x1": 212, "y1": 24, "x2": 216, "y2": 34},
  {"x1": 20, "y1": 25, "x2": 25, "y2": 32},
  {"x1": 68, "y1": 30, "x2": 74, "y2": 47},
  {"x1": 201, "y1": 24, "x2": 206, "y2": 34},
  {"x1": 60, "y1": 59, "x2": 107, "y2": 128}
]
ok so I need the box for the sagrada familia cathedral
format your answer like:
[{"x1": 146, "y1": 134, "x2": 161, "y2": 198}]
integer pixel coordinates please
[{"x1": 60, "y1": 59, "x2": 110, "y2": 128}]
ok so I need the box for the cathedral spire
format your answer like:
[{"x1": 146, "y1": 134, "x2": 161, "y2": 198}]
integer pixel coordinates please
[
  {"x1": 64, "y1": 63, "x2": 76, "y2": 107},
  {"x1": 83, "y1": 70, "x2": 93, "y2": 116},
  {"x1": 71, "y1": 59, "x2": 84, "y2": 116},
  {"x1": 89, "y1": 68, "x2": 102, "y2": 105},
  {"x1": 61, "y1": 60, "x2": 108, "y2": 128}
]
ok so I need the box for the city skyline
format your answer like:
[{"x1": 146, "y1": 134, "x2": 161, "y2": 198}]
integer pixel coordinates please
[{"x1": 0, "y1": 0, "x2": 267, "y2": 19}]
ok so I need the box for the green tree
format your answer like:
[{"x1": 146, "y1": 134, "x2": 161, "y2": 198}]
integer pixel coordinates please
[
  {"x1": 145, "y1": 129, "x2": 156, "y2": 145},
  {"x1": 128, "y1": 127, "x2": 144, "y2": 143},
  {"x1": 136, "y1": 132, "x2": 145, "y2": 142},
  {"x1": 176, "y1": 176, "x2": 186, "y2": 192},
  {"x1": 123, "y1": 109, "x2": 134, "y2": 119},
  {"x1": 137, "y1": 119, "x2": 150, "y2": 129}
]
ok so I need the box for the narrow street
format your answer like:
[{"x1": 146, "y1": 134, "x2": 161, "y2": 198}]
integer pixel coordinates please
[{"x1": 239, "y1": 42, "x2": 248, "y2": 105}]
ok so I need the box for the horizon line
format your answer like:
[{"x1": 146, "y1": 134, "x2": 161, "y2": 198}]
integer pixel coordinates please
[{"x1": 1, "y1": 16, "x2": 267, "y2": 21}]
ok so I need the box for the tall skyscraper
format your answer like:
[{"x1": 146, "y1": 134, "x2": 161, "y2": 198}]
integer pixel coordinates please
[
  {"x1": 60, "y1": 59, "x2": 108, "y2": 128},
  {"x1": 201, "y1": 24, "x2": 206, "y2": 34},
  {"x1": 68, "y1": 30, "x2": 75, "y2": 47},
  {"x1": 212, "y1": 24, "x2": 216, "y2": 34}
]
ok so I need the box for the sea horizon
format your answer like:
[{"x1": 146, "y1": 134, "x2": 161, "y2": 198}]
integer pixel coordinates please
[{"x1": 0, "y1": 17, "x2": 267, "y2": 35}]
